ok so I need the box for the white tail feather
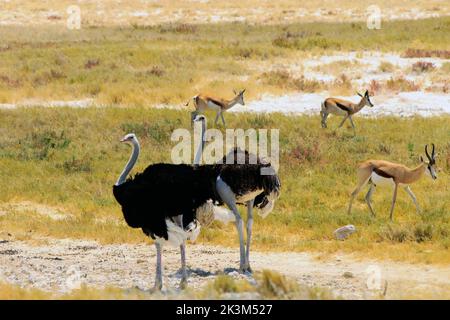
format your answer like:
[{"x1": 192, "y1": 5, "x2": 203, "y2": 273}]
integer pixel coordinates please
[{"x1": 213, "y1": 206, "x2": 235, "y2": 223}]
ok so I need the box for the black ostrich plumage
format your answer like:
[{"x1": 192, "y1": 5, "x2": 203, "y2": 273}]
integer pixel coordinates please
[{"x1": 113, "y1": 148, "x2": 280, "y2": 241}]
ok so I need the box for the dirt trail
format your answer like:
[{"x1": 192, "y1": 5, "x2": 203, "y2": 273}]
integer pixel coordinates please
[{"x1": 0, "y1": 238, "x2": 448, "y2": 299}]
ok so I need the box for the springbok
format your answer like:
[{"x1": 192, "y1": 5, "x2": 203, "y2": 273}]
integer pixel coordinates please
[
  {"x1": 187, "y1": 89, "x2": 246, "y2": 126},
  {"x1": 320, "y1": 90, "x2": 374, "y2": 134},
  {"x1": 348, "y1": 144, "x2": 438, "y2": 221}
]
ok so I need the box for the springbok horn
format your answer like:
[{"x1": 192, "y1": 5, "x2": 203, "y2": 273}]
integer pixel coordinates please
[
  {"x1": 233, "y1": 89, "x2": 237, "y2": 95},
  {"x1": 357, "y1": 92, "x2": 363, "y2": 97},
  {"x1": 432, "y1": 143, "x2": 435, "y2": 158},
  {"x1": 242, "y1": 89, "x2": 246, "y2": 93},
  {"x1": 425, "y1": 144, "x2": 431, "y2": 161}
]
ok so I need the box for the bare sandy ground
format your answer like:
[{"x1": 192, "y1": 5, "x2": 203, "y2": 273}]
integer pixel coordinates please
[{"x1": 0, "y1": 238, "x2": 448, "y2": 299}]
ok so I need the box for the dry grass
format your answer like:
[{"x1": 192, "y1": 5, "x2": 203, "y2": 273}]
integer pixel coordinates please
[
  {"x1": 0, "y1": 108, "x2": 449, "y2": 264},
  {"x1": 0, "y1": 17, "x2": 449, "y2": 105},
  {"x1": 0, "y1": 270, "x2": 332, "y2": 300},
  {"x1": 1, "y1": 0, "x2": 448, "y2": 27}
]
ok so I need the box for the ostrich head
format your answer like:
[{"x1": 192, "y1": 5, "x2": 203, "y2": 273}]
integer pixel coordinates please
[
  {"x1": 120, "y1": 133, "x2": 137, "y2": 144},
  {"x1": 192, "y1": 114, "x2": 206, "y2": 123}
]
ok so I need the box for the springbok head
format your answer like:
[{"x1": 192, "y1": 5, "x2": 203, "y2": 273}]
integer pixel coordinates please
[
  {"x1": 233, "y1": 89, "x2": 246, "y2": 106},
  {"x1": 421, "y1": 144, "x2": 437, "y2": 180},
  {"x1": 357, "y1": 90, "x2": 374, "y2": 108}
]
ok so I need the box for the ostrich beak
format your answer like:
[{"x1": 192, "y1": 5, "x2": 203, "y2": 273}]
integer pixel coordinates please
[{"x1": 120, "y1": 137, "x2": 127, "y2": 142}]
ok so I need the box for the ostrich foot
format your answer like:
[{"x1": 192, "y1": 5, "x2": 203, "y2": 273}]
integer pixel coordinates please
[
  {"x1": 239, "y1": 264, "x2": 253, "y2": 274},
  {"x1": 179, "y1": 278, "x2": 188, "y2": 290}
]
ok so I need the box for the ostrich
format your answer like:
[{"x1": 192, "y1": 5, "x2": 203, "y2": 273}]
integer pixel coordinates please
[
  {"x1": 192, "y1": 115, "x2": 281, "y2": 273},
  {"x1": 113, "y1": 133, "x2": 220, "y2": 290}
]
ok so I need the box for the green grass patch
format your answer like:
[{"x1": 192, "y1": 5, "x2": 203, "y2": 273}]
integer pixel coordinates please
[{"x1": 0, "y1": 108, "x2": 449, "y2": 263}]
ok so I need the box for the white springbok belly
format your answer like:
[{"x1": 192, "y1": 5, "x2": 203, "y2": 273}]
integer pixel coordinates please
[
  {"x1": 331, "y1": 106, "x2": 348, "y2": 116},
  {"x1": 371, "y1": 172, "x2": 395, "y2": 187},
  {"x1": 207, "y1": 101, "x2": 222, "y2": 111}
]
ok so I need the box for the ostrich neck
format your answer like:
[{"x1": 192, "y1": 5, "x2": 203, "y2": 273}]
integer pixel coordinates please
[
  {"x1": 194, "y1": 119, "x2": 206, "y2": 165},
  {"x1": 115, "y1": 139, "x2": 140, "y2": 186}
]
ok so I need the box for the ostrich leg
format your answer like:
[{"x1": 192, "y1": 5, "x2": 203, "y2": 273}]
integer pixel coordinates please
[
  {"x1": 179, "y1": 242, "x2": 188, "y2": 288},
  {"x1": 154, "y1": 243, "x2": 163, "y2": 290},
  {"x1": 244, "y1": 199, "x2": 254, "y2": 273},
  {"x1": 216, "y1": 177, "x2": 246, "y2": 272}
]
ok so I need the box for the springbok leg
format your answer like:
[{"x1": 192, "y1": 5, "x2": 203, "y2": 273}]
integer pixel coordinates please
[
  {"x1": 389, "y1": 183, "x2": 399, "y2": 221},
  {"x1": 404, "y1": 185, "x2": 421, "y2": 213},
  {"x1": 338, "y1": 115, "x2": 349, "y2": 128},
  {"x1": 365, "y1": 183, "x2": 376, "y2": 216},
  {"x1": 349, "y1": 116, "x2": 356, "y2": 135}
]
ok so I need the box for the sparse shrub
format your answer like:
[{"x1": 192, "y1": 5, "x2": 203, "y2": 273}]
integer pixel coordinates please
[
  {"x1": 261, "y1": 70, "x2": 323, "y2": 92},
  {"x1": 412, "y1": 61, "x2": 435, "y2": 73},
  {"x1": 47, "y1": 14, "x2": 62, "y2": 20},
  {"x1": 444, "y1": 143, "x2": 450, "y2": 171},
  {"x1": 386, "y1": 77, "x2": 420, "y2": 92},
  {"x1": 379, "y1": 225, "x2": 409, "y2": 243},
  {"x1": 236, "y1": 48, "x2": 253, "y2": 59},
  {"x1": 210, "y1": 275, "x2": 240, "y2": 294},
  {"x1": 246, "y1": 115, "x2": 274, "y2": 128},
  {"x1": 85, "y1": 59, "x2": 100, "y2": 69},
  {"x1": 441, "y1": 63, "x2": 450, "y2": 73},
  {"x1": 0, "y1": 74, "x2": 21, "y2": 88},
  {"x1": 378, "y1": 143, "x2": 392, "y2": 154},
  {"x1": 50, "y1": 69, "x2": 66, "y2": 80},
  {"x1": 158, "y1": 23, "x2": 197, "y2": 34},
  {"x1": 403, "y1": 48, "x2": 450, "y2": 59},
  {"x1": 333, "y1": 74, "x2": 352, "y2": 91},
  {"x1": 413, "y1": 224, "x2": 433, "y2": 243},
  {"x1": 369, "y1": 79, "x2": 381, "y2": 94},
  {"x1": 379, "y1": 61, "x2": 395, "y2": 73},
  {"x1": 62, "y1": 156, "x2": 92, "y2": 173},
  {"x1": 121, "y1": 120, "x2": 181, "y2": 143},
  {"x1": 289, "y1": 139, "x2": 321, "y2": 164},
  {"x1": 147, "y1": 65, "x2": 165, "y2": 77},
  {"x1": 18, "y1": 130, "x2": 70, "y2": 160},
  {"x1": 256, "y1": 270, "x2": 299, "y2": 299},
  {"x1": 407, "y1": 142, "x2": 415, "y2": 158},
  {"x1": 272, "y1": 33, "x2": 340, "y2": 50},
  {"x1": 0, "y1": 44, "x2": 10, "y2": 52}
]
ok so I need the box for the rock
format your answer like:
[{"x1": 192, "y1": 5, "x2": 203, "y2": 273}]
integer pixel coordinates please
[
  {"x1": 334, "y1": 225, "x2": 356, "y2": 240},
  {"x1": 343, "y1": 271, "x2": 354, "y2": 278}
]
